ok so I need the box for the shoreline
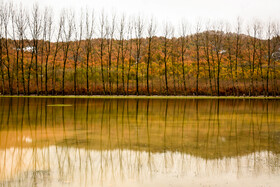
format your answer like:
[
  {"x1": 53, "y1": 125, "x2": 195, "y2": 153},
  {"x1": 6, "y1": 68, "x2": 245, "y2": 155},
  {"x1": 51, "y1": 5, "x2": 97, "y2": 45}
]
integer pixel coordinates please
[{"x1": 0, "y1": 95, "x2": 279, "y2": 99}]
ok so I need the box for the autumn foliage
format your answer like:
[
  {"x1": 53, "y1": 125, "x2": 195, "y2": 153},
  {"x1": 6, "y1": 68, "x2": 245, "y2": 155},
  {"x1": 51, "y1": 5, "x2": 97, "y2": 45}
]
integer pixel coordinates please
[{"x1": 0, "y1": 3, "x2": 279, "y2": 96}]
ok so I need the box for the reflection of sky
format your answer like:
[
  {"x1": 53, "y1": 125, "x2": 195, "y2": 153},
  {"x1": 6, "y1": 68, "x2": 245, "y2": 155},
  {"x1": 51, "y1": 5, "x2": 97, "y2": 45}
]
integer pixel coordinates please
[{"x1": 0, "y1": 147, "x2": 279, "y2": 187}]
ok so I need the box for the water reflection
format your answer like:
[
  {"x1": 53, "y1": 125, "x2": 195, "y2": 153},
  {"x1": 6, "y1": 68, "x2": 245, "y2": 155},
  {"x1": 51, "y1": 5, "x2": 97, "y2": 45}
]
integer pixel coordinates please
[{"x1": 0, "y1": 98, "x2": 280, "y2": 187}]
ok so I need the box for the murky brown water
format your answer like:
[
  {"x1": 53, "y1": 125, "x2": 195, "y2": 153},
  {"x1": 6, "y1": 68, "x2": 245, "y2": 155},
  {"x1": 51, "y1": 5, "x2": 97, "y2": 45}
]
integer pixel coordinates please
[{"x1": 0, "y1": 98, "x2": 280, "y2": 187}]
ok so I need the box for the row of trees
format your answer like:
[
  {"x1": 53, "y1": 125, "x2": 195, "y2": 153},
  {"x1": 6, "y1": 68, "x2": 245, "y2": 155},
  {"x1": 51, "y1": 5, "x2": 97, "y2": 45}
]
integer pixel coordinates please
[{"x1": 0, "y1": 3, "x2": 279, "y2": 96}]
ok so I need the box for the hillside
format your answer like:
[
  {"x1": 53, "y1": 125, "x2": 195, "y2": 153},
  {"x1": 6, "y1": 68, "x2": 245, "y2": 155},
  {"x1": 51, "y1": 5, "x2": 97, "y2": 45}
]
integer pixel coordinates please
[{"x1": 1, "y1": 30, "x2": 280, "y2": 96}]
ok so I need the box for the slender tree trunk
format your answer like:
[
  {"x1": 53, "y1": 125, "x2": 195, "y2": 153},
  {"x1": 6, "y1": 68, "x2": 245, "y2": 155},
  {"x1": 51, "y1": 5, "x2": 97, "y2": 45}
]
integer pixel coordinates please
[
  {"x1": 247, "y1": 40, "x2": 252, "y2": 96},
  {"x1": 215, "y1": 30, "x2": 223, "y2": 96},
  {"x1": 52, "y1": 52, "x2": 58, "y2": 95},
  {"x1": 181, "y1": 49, "x2": 186, "y2": 94},
  {"x1": 252, "y1": 36, "x2": 256, "y2": 95},
  {"x1": 73, "y1": 31, "x2": 82, "y2": 95},
  {"x1": 0, "y1": 65, "x2": 4, "y2": 95},
  {"x1": 179, "y1": 22, "x2": 189, "y2": 95},
  {"x1": 164, "y1": 37, "x2": 169, "y2": 95},
  {"x1": 241, "y1": 62, "x2": 246, "y2": 93},
  {"x1": 226, "y1": 36, "x2": 234, "y2": 95},
  {"x1": 74, "y1": 58, "x2": 77, "y2": 95},
  {"x1": 86, "y1": 50, "x2": 90, "y2": 94},
  {"x1": 147, "y1": 37, "x2": 152, "y2": 95},
  {"x1": 0, "y1": 39, "x2": 4, "y2": 95},
  {"x1": 136, "y1": 53, "x2": 139, "y2": 95},
  {"x1": 171, "y1": 39, "x2": 176, "y2": 95},
  {"x1": 45, "y1": 48, "x2": 50, "y2": 95},
  {"x1": 108, "y1": 39, "x2": 113, "y2": 95},
  {"x1": 62, "y1": 44, "x2": 70, "y2": 95},
  {"x1": 21, "y1": 39, "x2": 25, "y2": 95},
  {"x1": 235, "y1": 35, "x2": 240, "y2": 96},
  {"x1": 51, "y1": 22, "x2": 62, "y2": 95},
  {"x1": 204, "y1": 32, "x2": 213, "y2": 95},
  {"x1": 121, "y1": 41, "x2": 125, "y2": 95},
  {"x1": 85, "y1": 10, "x2": 94, "y2": 95},
  {"x1": 4, "y1": 39, "x2": 12, "y2": 95},
  {"x1": 41, "y1": 40, "x2": 44, "y2": 94},
  {"x1": 15, "y1": 49, "x2": 19, "y2": 95},
  {"x1": 195, "y1": 34, "x2": 200, "y2": 96},
  {"x1": 273, "y1": 59, "x2": 276, "y2": 96},
  {"x1": 127, "y1": 39, "x2": 132, "y2": 95},
  {"x1": 116, "y1": 44, "x2": 120, "y2": 95},
  {"x1": 266, "y1": 38, "x2": 271, "y2": 96},
  {"x1": 217, "y1": 56, "x2": 221, "y2": 96},
  {"x1": 45, "y1": 17, "x2": 52, "y2": 95},
  {"x1": 207, "y1": 56, "x2": 213, "y2": 95},
  {"x1": 258, "y1": 40, "x2": 265, "y2": 94},
  {"x1": 210, "y1": 45, "x2": 217, "y2": 92},
  {"x1": 100, "y1": 41, "x2": 105, "y2": 94},
  {"x1": 62, "y1": 57, "x2": 66, "y2": 95},
  {"x1": 135, "y1": 18, "x2": 143, "y2": 95},
  {"x1": 27, "y1": 51, "x2": 34, "y2": 95}
]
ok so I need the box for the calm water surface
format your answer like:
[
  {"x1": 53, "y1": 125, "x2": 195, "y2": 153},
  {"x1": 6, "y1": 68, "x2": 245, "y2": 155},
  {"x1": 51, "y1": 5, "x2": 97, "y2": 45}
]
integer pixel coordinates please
[{"x1": 0, "y1": 98, "x2": 280, "y2": 187}]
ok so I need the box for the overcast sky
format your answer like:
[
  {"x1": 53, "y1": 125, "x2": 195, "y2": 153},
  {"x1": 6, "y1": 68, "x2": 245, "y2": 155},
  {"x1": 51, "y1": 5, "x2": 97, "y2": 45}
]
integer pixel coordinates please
[{"x1": 7, "y1": 0, "x2": 280, "y2": 34}]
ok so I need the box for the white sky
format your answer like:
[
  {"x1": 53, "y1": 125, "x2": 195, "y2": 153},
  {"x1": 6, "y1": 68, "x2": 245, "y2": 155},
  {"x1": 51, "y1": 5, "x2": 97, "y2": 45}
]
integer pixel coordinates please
[{"x1": 6, "y1": 0, "x2": 280, "y2": 35}]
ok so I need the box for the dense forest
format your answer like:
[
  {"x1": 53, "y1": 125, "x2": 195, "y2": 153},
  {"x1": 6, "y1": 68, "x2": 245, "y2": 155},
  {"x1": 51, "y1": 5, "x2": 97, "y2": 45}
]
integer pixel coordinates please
[{"x1": 0, "y1": 3, "x2": 280, "y2": 96}]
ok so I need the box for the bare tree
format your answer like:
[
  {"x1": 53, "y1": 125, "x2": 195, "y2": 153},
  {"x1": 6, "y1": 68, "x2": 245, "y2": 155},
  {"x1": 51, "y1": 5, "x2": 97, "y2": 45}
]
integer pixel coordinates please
[
  {"x1": 194, "y1": 21, "x2": 201, "y2": 95},
  {"x1": 251, "y1": 23, "x2": 258, "y2": 95},
  {"x1": 28, "y1": 3, "x2": 42, "y2": 95},
  {"x1": 98, "y1": 11, "x2": 106, "y2": 94},
  {"x1": 203, "y1": 22, "x2": 213, "y2": 95},
  {"x1": 235, "y1": 18, "x2": 242, "y2": 95},
  {"x1": 72, "y1": 12, "x2": 83, "y2": 95},
  {"x1": 246, "y1": 22, "x2": 258, "y2": 96},
  {"x1": 0, "y1": 3, "x2": 4, "y2": 94},
  {"x1": 209, "y1": 29, "x2": 217, "y2": 92},
  {"x1": 170, "y1": 26, "x2": 177, "y2": 95},
  {"x1": 266, "y1": 22, "x2": 273, "y2": 96},
  {"x1": 43, "y1": 8, "x2": 53, "y2": 95},
  {"x1": 2, "y1": 2, "x2": 13, "y2": 94},
  {"x1": 245, "y1": 25, "x2": 252, "y2": 94},
  {"x1": 134, "y1": 16, "x2": 144, "y2": 95},
  {"x1": 225, "y1": 23, "x2": 234, "y2": 95},
  {"x1": 51, "y1": 13, "x2": 63, "y2": 95},
  {"x1": 146, "y1": 17, "x2": 156, "y2": 95},
  {"x1": 115, "y1": 14, "x2": 126, "y2": 95},
  {"x1": 40, "y1": 10, "x2": 46, "y2": 94},
  {"x1": 106, "y1": 13, "x2": 116, "y2": 94},
  {"x1": 257, "y1": 22, "x2": 265, "y2": 94},
  {"x1": 26, "y1": 37, "x2": 34, "y2": 95},
  {"x1": 61, "y1": 10, "x2": 74, "y2": 95},
  {"x1": 163, "y1": 22, "x2": 171, "y2": 95},
  {"x1": 11, "y1": 5, "x2": 20, "y2": 95},
  {"x1": 84, "y1": 9, "x2": 94, "y2": 95},
  {"x1": 119, "y1": 14, "x2": 127, "y2": 95},
  {"x1": 179, "y1": 20, "x2": 188, "y2": 94},
  {"x1": 272, "y1": 23, "x2": 280, "y2": 96},
  {"x1": 213, "y1": 23, "x2": 225, "y2": 96},
  {"x1": 126, "y1": 18, "x2": 133, "y2": 95},
  {"x1": 15, "y1": 4, "x2": 28, "y2": 95}
]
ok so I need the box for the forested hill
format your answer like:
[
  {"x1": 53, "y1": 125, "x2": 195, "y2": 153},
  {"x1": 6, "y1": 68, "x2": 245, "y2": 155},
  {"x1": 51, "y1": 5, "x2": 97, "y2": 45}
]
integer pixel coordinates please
[{"x1": 0, "y1": 5, "x2": 280, "y2": 96}]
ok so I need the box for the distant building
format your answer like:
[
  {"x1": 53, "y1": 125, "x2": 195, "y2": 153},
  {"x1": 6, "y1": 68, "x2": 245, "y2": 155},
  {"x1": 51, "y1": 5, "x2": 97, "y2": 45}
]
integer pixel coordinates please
[{"x1": 15, "y1": 46, "x2": 34, "y2": 52}]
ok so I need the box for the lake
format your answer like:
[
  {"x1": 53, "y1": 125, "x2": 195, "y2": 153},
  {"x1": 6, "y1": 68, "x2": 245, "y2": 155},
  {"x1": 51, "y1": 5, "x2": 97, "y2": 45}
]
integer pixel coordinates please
[{"x1": 0, "y1": 97, "x2": 280, "y2": 187}]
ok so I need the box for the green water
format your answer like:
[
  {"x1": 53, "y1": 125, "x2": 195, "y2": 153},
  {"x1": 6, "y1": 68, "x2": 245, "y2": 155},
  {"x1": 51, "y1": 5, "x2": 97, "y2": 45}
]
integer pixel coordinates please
[{"x1": 0, "y1": 98, "x2": 280, "y2": 186}]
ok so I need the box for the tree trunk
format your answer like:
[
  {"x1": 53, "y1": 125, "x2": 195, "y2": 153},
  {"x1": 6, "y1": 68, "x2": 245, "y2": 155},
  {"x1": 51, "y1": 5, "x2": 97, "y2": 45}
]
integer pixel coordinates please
[
  {"x1": 164, "y1": 37, "x2": 168, "y2": 95},
  {"x1": 147, "y1": 37, "x2": 152, "y2": 95}
]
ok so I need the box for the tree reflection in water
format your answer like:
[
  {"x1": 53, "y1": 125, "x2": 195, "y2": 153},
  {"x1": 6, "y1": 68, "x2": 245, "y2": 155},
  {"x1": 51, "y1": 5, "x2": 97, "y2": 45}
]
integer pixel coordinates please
[{"x1": 0, "y1": 98, "x2": 280, "y2": 186}]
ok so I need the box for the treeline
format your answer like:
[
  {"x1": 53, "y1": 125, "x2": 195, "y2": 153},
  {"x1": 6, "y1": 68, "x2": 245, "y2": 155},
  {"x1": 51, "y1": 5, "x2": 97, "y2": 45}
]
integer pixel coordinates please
[{"x1": 0, "y1": 3, "x2": 280, "y2": 96}]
